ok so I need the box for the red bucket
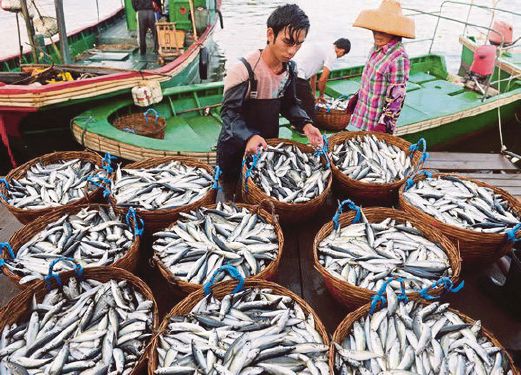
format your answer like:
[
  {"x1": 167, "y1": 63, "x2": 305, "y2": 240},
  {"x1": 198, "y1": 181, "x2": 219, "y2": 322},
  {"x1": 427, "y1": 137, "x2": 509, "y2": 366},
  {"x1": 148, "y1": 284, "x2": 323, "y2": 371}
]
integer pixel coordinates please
[{"x1": 470, "y1": 45, "x2": 497, "y2": 76}]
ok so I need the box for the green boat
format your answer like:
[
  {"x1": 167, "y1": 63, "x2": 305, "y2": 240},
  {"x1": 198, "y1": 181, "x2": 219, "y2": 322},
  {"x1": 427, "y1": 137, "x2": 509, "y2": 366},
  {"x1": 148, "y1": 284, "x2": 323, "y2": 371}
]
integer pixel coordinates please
[{"x1": 71, "y1": 46, "x2": 521, "y2": 163}]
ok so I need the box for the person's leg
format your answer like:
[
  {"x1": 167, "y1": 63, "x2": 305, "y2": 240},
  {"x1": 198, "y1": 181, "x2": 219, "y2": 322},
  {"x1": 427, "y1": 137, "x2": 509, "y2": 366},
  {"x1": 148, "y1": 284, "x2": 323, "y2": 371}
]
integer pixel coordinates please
[
  {"x1": 138, "y1": 11, "x2": 148, "y2": 55},
  {"x1": 296, "y1": 78, "x2": 316, "y2": 122}
]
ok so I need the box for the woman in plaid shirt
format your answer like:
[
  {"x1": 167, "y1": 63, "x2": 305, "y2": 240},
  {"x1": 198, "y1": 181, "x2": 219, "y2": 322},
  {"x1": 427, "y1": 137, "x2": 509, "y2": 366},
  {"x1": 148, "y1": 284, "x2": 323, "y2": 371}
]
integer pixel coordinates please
[{"x1": 349, "y1": 0, "x2": 416, "y2": 134}]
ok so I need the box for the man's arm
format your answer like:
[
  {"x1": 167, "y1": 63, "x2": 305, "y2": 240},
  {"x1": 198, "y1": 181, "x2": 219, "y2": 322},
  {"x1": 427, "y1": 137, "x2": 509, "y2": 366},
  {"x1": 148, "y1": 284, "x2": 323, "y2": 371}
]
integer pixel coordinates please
[
  {"x1": 310, "y1": 74, "x2": 317, "y2": 97},
  {"x1": 317, "y1": 67, "x2": 330, "y2": 99}
]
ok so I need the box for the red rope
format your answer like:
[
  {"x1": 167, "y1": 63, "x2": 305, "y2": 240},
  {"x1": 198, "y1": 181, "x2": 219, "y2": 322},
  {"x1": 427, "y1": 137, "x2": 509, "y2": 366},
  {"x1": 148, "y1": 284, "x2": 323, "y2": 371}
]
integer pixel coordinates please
[{"x1": 0, "y1": 115, "x2": 17, "y2": 168}]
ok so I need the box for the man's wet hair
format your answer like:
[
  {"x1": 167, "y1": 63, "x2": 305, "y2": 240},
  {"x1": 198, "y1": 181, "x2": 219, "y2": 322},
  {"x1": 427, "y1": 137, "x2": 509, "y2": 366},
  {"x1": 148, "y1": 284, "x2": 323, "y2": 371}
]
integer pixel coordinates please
[
  {"x1": 334, "y1": 38, "x2": 351, "y2": 54},
  {"x1": 267, "y1": 4, "x2": 310, "y2": 44}
]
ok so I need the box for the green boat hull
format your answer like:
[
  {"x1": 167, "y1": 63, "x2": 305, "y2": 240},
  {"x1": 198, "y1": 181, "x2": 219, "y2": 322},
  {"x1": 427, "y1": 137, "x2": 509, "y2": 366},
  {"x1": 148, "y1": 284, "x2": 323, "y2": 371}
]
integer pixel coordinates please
[{"x1": 72, "y1": 52, "x2": 521, "y2": 161}]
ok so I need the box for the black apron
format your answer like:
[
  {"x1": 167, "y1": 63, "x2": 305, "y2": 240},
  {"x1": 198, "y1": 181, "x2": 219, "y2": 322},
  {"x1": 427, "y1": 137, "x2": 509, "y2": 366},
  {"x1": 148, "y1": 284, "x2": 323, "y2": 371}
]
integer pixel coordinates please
[{"x1": 217, "y1": 57, "x2": 293, "y2": 182}]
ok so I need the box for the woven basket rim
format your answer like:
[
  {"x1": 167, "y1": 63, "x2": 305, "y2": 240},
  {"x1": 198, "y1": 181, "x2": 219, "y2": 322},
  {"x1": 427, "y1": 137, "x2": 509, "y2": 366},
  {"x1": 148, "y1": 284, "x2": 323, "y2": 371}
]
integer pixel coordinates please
[
  {"x1": 152, "y1": 202, "x2": 285, "y2": 292},
  {"x1": 312, "y1": 207, "x2": 462, "y2": 302},
  {"x1": 328, "y1": 130, "x2": 423, "y2": 188},
  {"x1": 398, "y1": 172, "x2": 521, "y2": 241}
]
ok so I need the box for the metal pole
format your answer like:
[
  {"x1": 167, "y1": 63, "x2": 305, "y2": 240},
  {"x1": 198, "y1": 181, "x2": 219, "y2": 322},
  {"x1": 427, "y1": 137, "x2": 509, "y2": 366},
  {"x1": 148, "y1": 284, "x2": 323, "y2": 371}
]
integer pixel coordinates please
[
  {"x1": 19, "y1": 0, "x2": 38, "y2": 63},
  {"x1": 54, "y1": 0, "x2": 71, "y2": 64},
  {"x1": 15, "y1": 12, "x2": 24, "y2": 69}
]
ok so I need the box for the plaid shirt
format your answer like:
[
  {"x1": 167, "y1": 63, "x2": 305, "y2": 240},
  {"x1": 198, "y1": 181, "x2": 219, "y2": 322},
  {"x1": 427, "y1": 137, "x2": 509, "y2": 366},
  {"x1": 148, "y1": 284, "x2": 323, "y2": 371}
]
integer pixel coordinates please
[{"x1": 350, "y1": 39, "x2": 410, "y2": 132}]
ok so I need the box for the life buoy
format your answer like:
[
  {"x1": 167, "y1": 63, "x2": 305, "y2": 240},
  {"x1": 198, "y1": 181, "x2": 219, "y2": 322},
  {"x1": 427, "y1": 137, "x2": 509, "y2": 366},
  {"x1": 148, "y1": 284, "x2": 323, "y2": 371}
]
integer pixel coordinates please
[{"x1": 199, "y1": 46, "x2": 210, "y2": 80}]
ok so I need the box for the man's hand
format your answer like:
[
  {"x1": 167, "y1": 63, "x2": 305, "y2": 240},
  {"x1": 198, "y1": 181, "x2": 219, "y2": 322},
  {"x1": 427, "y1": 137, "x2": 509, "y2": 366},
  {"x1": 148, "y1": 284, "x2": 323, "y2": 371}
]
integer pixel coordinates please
[
  {"x1": 316, "y1": 94, "x2": 326, "y2": 104},
  {"x1": 245, "y1": 135, "x2": 267, "y2": 155},
  {"x1": 303, "y1": 124, "x2": 323, "y2": 148}
]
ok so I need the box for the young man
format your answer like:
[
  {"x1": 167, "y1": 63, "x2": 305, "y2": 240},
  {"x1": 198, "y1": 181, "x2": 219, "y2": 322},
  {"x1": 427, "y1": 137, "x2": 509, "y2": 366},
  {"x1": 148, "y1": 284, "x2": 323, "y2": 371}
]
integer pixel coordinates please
[
  {"x1": 217, "y1": 4, "x2": 323, "y2": 192},
  {"x1": 293, "y1": 38, "x2": 351, "y2": 120}
]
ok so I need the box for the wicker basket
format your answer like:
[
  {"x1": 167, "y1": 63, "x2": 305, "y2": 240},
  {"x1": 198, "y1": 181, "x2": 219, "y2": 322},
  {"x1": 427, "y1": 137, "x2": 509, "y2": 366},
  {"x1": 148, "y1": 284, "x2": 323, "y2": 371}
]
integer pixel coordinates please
[
  {"x1": 112, "y1": 112, "x2": 167, "y2": 140},
  {"x1": 330, "y1": 300, "x2": 520, "y2": 375},
  {"x1": 329, "y1": 131, "x2": 423, "y2": 207},
  {"x1": 1, "y1": 204, "x2": 141, "y2": 286},
  {"x1": 0, "y1": 267, "x2": 159, "y2": 375},
  {"x1": 315, "y1": 106, "x2": 351, "y2": 131},
  {"x1": 398, "y1": 173, "x2": 521, "y2": 265},
  {"x1": 147, "y1": 279, "x2": 330, "y2": 375},
  {"x1": 110, "y1": 156, "x2": 217, "y2": 232},
  {"x1": 0, "y1": 151, "x2": 104, "y2": 224},
  {"x1": 241, "y1": 138, "x2": 332, "y2": 224},
  {"x1": 152, "y1": 202, "x2": 284, "y2": 293},
  {"x1": 313, "y1": 207, "x2": 462, "y2": 309}
]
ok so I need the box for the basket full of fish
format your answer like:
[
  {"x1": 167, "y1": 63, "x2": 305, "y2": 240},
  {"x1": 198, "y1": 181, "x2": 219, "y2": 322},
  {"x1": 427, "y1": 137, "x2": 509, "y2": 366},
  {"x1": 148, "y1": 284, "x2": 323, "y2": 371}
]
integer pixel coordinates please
[
  {"x1": 0, "y1": 264, "x2": 158, "y2": 375},
  {"x1": 399, "y1": 172, "x2": 521, "y2": 264},
  {"x1": 330, "y1": 284, "x2": 518, "y2": 375},
  {"x1": 0, "y1": 151, "x2": 106, "y2": 224},
  {"x1": 328, "y1": 131, "x2": 426, "y2": 207},
  {"x1": 148, "y1": 268, "x2": 330, "y2": 375},
  {"x1": 313, "y1": 201, "x2": 461, "y2": 309},
  {"x1": 109, "y1": 156, "x2": 218, "y2": 232},
  {"x1": 151, "y1": 201, "x2": 284, "y2": 293},
  {"x1": 241, "y1": 139, "x2": 332, "y2": 224},
  {"x1": 1, "y1": 204, "x2": 142, "y2": 286},
  {"x1": 315, "y1": 95, "x2": 351, "y2": 131}
]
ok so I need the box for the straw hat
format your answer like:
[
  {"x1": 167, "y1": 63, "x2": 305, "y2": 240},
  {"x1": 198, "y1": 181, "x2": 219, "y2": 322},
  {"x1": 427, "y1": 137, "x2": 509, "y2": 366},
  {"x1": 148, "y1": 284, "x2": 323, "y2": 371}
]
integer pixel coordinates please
[{"x1": 353, "y1": 0, "x2": 416, "y2": 39}]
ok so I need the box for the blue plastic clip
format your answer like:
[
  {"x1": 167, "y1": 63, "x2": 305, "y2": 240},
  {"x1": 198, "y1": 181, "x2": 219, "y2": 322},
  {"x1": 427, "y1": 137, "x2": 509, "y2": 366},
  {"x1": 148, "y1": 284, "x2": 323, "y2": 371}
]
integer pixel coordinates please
[
  {"x1": 212, "y1": 166, "x2": 222, "y2": 191},
  {"x1": 243, "y1": 150, "x2": 262, "y2": 193},
  {"x1": 506, "y1": 223, "x2": 521, "y2": 243},
  {"x1": 0, "y1": 242, "x2": 15, "y2": 259},
  {"x1": 102, "y1": 152, "x2": 117, "y2": 174},
  {"x1": 203, "y1": 265, "x2": 245, "y2": 296}
]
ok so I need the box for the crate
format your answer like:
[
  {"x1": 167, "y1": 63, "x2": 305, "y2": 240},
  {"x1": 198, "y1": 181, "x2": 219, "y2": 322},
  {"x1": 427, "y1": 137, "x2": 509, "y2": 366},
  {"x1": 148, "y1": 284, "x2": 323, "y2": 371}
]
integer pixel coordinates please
[{"x1": 156, "y1": 22, "x2": 185, "y2": 64}]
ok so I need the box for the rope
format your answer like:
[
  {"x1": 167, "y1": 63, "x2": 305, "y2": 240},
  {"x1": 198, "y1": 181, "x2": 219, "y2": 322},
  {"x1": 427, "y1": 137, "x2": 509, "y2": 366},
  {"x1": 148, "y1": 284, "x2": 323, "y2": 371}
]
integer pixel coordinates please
[
  {"x1": 506, "y1": 223, "x2": 521, "y2": 243},
  {"x1": 86, "y1": 175, "x2": 112, "y2": 198},
  {"x1": 313, "y1": 134, "x2": 330, "y2": 169},
  {"x1": 332, "y1": 199, "x2": 362, "y2": 231},
  {"x1": 0, "y1": 242, "x2": 16, "y2": 259},
  {"x1": 369, "y1": 277, "x2": 409, "y2": 315},
  {"x1": 404, "y1": 170, "x2": 433, "y2": 191},
  {"x1": 243, "y1": 150, "x2": 262, "y2": 193},
  {"x1": 203, "y1": 265, "x2": 245, "y2": 296},
  {"x1": 125, "y1": 207, "x2": 144, "y2": 237},
  {"x1": 102, "y1": 152, "x2": 117, "y2": 174},
  {"x1": 417, "y1": 277, "x2": 465, "y2": 300},
  {"x1": 144, "y1": 108, "x2": 160, "y2": 125},
  {"x1": 409, "y1": 137, "x2": 430, "y2": 166},
  {"x1": 0, "y1": 178, "x2": 10, "y2": 202},
  {"x1": 44, "y1": 257, "x2": 84, "y2": 289},
  {"x1": 212, "y1": 166, "x2": 222, "y2": 191}
]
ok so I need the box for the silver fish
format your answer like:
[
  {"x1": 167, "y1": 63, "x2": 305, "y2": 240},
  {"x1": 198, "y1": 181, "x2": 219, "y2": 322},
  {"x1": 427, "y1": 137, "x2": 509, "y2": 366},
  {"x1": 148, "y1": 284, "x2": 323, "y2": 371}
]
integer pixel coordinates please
[
  {"x1": 318, "y1": 213, "x2": 453, "y2": 293},
  {"x1": 403, "y1": 176, "x2": 521, "y2": 233},
  {"x1": 315, "y1": 95, "x2": 349, "y2": 111},
  {"x1": 153, "y1": 202, "x2": 279, "y2": 285},
  {"x1": 3, "y1": 206, "x2": 136, "y2": 284},
  {"x1": 155, "y1": 287, "x2": 329, "y2": 375},
  {"x1": 244, "y1": 143, "x2": 330, "y2": 203},
  {"x1": 112, "y1": 161, "x2": 213, "y2": 210},
  {"x1": 331, "y1": 135, "x2": 414, "y2": 183},
  {"x1": 0, "y1": 277, "x2": 154, "y2": 375},
  {"x1": 3, "y1": 159, "x2": 104, "y2": 210},
  {"x1": 334, "y1": 288, "x2": 513, "y2": 375}
]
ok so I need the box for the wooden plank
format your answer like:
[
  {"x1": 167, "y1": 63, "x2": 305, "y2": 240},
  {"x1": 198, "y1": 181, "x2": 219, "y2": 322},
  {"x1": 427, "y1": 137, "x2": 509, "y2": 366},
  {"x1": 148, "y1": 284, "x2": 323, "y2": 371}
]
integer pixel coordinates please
[
  {"x1": 425, "y1": 160, "x2": 518, "y2": 171},
  {"x1": 460, "y1": 173, "x2": 521, "y2": 181},
  {"x1": 427, "y1": 152, "x2": 512, "y2": 162}
]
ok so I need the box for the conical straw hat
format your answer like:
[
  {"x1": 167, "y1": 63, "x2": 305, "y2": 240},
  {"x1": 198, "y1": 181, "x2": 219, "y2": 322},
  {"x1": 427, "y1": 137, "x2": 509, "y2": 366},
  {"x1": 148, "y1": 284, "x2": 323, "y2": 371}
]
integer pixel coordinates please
[{"x1": 353, "y1": 0, "x2": 416, "y2": 39}]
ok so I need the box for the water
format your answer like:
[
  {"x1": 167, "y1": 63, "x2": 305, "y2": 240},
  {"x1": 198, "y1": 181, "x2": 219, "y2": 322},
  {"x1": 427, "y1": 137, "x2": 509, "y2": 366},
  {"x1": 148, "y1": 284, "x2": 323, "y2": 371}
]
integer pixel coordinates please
[{"x1": 0, "y1": 0, "x2": 520, "y2": 173}]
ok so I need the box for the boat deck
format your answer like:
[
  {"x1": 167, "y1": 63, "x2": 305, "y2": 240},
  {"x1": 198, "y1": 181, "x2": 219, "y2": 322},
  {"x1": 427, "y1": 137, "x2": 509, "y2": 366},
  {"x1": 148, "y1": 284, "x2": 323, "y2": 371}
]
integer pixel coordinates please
[
  {"x1": 73, "y1": 16, "x2": 163, "y2": 71},
  {"x1": 1, "y1": 152, "x2": 521, "y2": 370}
]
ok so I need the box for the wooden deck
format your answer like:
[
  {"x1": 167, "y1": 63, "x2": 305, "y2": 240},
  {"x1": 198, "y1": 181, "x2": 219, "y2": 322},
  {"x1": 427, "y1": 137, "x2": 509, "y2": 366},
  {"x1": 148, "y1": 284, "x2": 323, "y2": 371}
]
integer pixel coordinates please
[{"x1": 0, "y1": 152, "x2": 520, "y2": 370}]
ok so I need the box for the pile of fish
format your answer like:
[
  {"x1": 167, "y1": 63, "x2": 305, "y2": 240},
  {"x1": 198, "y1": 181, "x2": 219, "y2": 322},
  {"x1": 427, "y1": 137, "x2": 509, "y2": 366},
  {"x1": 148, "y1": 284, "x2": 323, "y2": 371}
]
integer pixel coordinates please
[
  {"x1": 245, "y1": 143, "x2": 330, "y2": 203},
  {"x1": 0, "y1": 277, "x2": 154, "y2": 375},
  {"x1": 403, "y1": 176, "x2": 521, "y2": 233},
  {"x1": 155, "y1": 287, "x2": 329, "y2": 374},
  {"x1": 334, "y1": 292, "x2": 513, "y2": 374},
  {"x1": 331, "y1": 135, "x2": 415, "y2": 183},
  {"x1": 2, "y1": 159, "x2": 104, "y2": 210},
  {"x1": 316, "y1": 96, "x2": 349, "y2": 112},
  {"x1": 2, "y1": 206, "x2": 135, "y2": 285},
  {"x1": 153, "y1": 202, "x2": 279, "y2": 285},
  {"x1": 111, "y1": 161, "x2": 213, "y2": 210},
  {"x1": 318, "y1": 213, "x2": 452, "y2": 293}
]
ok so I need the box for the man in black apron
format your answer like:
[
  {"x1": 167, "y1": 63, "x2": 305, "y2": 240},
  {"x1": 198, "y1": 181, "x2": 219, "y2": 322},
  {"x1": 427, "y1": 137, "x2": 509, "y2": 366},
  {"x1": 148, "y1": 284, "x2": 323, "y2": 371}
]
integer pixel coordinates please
[{"x1": 216, "y1": 4, "x2": 323, "y2": 198}]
